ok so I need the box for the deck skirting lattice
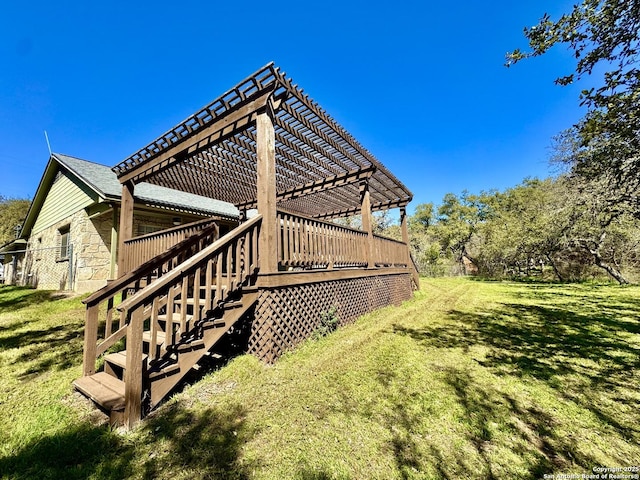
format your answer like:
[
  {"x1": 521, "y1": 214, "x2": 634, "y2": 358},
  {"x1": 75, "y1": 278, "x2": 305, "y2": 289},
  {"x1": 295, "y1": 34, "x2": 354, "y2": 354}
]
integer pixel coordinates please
[{"x1": 248, "y1": 272, "x2": 412, "y2": 362}]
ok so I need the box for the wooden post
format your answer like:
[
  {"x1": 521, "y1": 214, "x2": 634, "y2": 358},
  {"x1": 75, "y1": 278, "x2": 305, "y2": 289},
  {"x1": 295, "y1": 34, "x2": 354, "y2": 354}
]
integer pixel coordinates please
[
  {"x1": 110, "y1": 205, "x2": 119, "y2": 279},
  {"x1": 124, "y1": 305, "x2": 144, "y2": 429},
  {"x1": 360, "y1": 180, "x2": 374, "y2": 268},
  {"x1": 117, "y1": 182, "x2": 135, "y2": 276},
  {"x1": 256, "y1": 110, "x2": 278, "y2": 273},
  {"x1": 400, "y1": 206, "x2": 410, "y2": 265},
  {"x1": 82, "y1": 305, "x2": 99, "y2": 376}
]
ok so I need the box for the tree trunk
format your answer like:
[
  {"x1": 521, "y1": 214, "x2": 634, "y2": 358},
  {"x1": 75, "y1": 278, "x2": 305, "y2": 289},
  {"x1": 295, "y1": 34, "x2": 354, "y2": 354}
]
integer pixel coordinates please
[
  {"x1": 545, "y1": 254, "x2": 564, "y2": 282},
  {"x1": 584, "y1": 232, "x2": 629, "y2": 284},
  {"x1": 591, "y1": 250, "x2": 629, "y2": 284}
]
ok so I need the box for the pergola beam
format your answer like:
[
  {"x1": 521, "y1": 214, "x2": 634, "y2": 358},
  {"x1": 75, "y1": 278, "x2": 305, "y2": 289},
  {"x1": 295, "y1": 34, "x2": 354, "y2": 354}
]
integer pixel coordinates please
[
  {"x1": 313, "y1": 197, "x2": 412, "y2": 220},
  {"x1": 237, "y1": 165, "x2": 376, "y2": 210},
  {"x1": 279, "y1": 101, "x2": 369, "y2": 171},
  {"x1": 119, "y1": 88, "x2": 274, "y2": 184}
]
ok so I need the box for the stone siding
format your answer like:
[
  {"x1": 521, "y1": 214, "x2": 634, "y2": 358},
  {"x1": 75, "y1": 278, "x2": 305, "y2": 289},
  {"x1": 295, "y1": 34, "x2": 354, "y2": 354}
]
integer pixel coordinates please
[{"x1": 24, "y1": 209, "x2": 112, "y2": 292}]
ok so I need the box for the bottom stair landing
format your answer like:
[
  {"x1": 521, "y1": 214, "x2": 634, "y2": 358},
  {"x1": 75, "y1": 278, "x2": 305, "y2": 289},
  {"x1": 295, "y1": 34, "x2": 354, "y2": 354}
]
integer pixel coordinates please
[{"x1": 74, "y1": 291, "x2": 258, "y2": 426}]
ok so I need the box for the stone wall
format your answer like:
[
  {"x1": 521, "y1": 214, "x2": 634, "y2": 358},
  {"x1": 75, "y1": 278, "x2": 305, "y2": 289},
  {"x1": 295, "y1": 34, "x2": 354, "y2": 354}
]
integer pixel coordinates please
[
  {"x1": 23, "y1": 209, "x2": 112, "y2": 292},
  {"x1": 74, "y1": 210, "x2": 114, "y2": 293}
]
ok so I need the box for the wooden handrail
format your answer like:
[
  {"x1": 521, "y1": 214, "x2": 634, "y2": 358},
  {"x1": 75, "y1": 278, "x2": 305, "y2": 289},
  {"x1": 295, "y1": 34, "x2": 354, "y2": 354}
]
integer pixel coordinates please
[
  {"x1": 113, "y1": 213, "x2": 261, "y2": 428},
  {"x1": 277, "y1": 209, "x2": 410, "y2": 270},
  {"x1": 373, "y1": 232, "x2": 406, "y2": 245},
  {"x1": 83, "y1": 220, "x2": 219, "y2": 307},
  {"x1": 81, "y1": 218, "x2": 220, "y2": 377},
  {"x1": 123, "y1": 216, "x2": 218, "y2": 244},
  {"x1": 277, "y1": 208, "x2": 366, "y2": 235},
  {"x1": 121, "y1": 217, "x2": 222, "y2": 274},
  {"x1": 117, "y1": 215, "x2": 262, "y2": 314}
]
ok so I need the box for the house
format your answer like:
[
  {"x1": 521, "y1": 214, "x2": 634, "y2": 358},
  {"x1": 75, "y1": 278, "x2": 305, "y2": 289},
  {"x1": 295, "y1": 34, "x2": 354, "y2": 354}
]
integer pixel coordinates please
[
  {"x1": 73, "y1": 63, "x2": 419, "y2": 427},
  {"x1": 0, "y1": 153, "x2": 238, "y2": 293}
]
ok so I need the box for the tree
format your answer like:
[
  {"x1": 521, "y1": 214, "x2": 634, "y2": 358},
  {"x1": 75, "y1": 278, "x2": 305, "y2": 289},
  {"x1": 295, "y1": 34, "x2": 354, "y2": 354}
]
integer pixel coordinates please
[
  {"x1": 432, "y1": 192, "x2": 489, "y2": 273},
  {"x1": 421, "y1": 179, "x2": 640, "y2": 284},
  {"x1": 506, "y1": 0, "x2": 640, "y2": 141},
  {"x1": 506, "y1": 0, "x2": 640, "y2": 214},
  {"x1": 0, "y1": 196, "x2": 30, "y2": 245},
  {"x1": 406, "y1": 203, "x2": 449, "y2": 276}
]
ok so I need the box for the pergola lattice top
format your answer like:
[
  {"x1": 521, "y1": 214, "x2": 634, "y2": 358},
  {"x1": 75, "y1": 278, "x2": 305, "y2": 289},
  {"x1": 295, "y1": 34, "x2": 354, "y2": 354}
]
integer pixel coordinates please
[{"x1": 113, "y1": 63, "x2": 412, "y2": 219}]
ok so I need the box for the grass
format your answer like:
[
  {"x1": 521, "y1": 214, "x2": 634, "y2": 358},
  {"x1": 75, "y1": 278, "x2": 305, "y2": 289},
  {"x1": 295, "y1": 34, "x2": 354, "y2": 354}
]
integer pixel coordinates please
[{"x1": 0, "y1": 278, "x2": 638, "y2": 479}]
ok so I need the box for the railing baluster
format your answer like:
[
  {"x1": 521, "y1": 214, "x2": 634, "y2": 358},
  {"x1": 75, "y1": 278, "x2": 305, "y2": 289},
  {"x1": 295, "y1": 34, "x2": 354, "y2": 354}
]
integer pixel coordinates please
[
  {"x1": 180, "y1": 276, "x2": 188, "y2": 334},
  {"x1": 150, "y1": 296, "x2": 159, "y2": 361},
  {"x1": 205, "y1": 258, "x2": 213, "y2": 312},
  {"x1": 234, "y1": 237, "x2": 242, "y2": 288},
  {"x1": 105, "y1": 297, "x2": 114, "y2": 338},
  {"x1": 193, "y1": 267, "x2": 201, "y2": 324},
  {"x1": 215, "y1": 251, "x2": 223, "y2": 305},
  {"x1": 226, "y1": 244, "x2": 233, "y2": 295},
  {"x1": 166, "y1": 282, "x2": 176, "y2": 349}
]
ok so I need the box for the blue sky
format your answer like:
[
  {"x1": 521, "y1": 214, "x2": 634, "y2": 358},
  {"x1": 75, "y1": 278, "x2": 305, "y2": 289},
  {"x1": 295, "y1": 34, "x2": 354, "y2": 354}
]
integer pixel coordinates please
[{"x1": 0, "y1": 0, "x2": 585, "y2": 212}]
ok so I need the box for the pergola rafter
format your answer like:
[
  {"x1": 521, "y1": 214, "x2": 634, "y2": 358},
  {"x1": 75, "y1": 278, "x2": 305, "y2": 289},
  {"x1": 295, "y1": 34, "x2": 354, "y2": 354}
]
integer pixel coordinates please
[{"x1": 113, "y1": 62, "x2": 412, "y2": 220}]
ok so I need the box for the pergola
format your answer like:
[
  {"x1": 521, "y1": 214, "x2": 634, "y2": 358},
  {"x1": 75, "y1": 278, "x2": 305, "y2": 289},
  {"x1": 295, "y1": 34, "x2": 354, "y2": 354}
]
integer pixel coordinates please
[{"x1": 112, "y1": 63, "x2": 413, "y2": 272}]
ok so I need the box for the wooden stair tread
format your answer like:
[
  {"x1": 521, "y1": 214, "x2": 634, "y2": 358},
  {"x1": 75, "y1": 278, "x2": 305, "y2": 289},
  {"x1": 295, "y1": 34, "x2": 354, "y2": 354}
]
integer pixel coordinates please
[
  {"x1": 175, "y1": 297, "x2": 203, "y2": 305},
  {"x1": 73, "y1": 372, "x2": 125, "y2": 411},
  {"x1": 148, "y1": 362, "x2": 181, "y2": 380},
  {"x1": 203, "y1": 318, "x2": 226, "y2": 329},
  {"x1": 148, "y1": 291, "x2": 259, "y2": 406},
  {"x1": 143, "y1": 330, "x2": 166, "y2": 343},
  {"x1": 104, "y1": 351, "x2": 148, "y2": 369},
  {"x1": 157, "y1": 313, "x2": 193, "y2": 324},
  {"x1": 176, "y1": 338, "x2": 205, "y2": 352}
]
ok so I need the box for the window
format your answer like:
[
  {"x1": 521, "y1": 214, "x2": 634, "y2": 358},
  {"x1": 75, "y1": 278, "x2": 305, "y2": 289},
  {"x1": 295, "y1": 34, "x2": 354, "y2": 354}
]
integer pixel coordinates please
[
  {"x1": 137, "y1": 224, "x2": 163, "y2": 236},
  {"x1": 58, "y1": 226, "x2": 70, "y2": 261}
]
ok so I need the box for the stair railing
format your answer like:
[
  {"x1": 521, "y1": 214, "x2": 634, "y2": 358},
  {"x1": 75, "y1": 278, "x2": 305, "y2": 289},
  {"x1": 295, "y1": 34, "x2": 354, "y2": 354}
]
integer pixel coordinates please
[
  {"x1": 114, "y1": 215, "x2": 261, "y2": 427},
  {"x1": 121, "y1": 217, "x2": 220, "y2": 273},
  {"x1": 81, "y1": 220, "x2": 220, "y2": 376}
]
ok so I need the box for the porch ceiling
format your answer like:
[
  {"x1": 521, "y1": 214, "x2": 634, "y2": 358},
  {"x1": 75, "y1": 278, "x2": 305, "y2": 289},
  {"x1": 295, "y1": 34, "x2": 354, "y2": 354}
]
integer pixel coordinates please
[{"x1": 112, "y1": 63, "x2": 412, "y2": 219}]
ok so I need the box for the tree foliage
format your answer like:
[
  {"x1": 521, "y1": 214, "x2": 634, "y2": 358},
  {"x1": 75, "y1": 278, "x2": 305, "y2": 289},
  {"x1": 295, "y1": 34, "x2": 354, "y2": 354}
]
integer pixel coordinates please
[
  {"x1": 407, "y1": 177, "x2": 640, "y2": 284},
  {"x1": 506, "y1": 1, "x2": 640, "y2": 218},
  {"x1": 0, "y1": 196, "x2": 30, "y2": 246},
  {"x1": 506, "y1": 0, "x2": 640, "y2": 144}
]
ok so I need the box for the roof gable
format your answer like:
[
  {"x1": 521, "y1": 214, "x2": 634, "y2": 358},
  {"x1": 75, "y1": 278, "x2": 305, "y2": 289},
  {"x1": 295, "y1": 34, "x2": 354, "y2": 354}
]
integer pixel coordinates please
[{"x1": 17, "y1": 154, "x2": 238, "y2": 240}]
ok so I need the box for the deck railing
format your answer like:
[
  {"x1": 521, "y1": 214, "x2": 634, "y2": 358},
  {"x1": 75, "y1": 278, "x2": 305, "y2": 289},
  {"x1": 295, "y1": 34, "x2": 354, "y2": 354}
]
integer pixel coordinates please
[
  {"x1": 81, "y1": 220, "x2": 219, "y2": 376},
  {"x1": 372, "y1": 234, "x2": 410, "y2": 268},
  {"x1": 277, "y1": 210, "x2": 410, "y2": 270},
  {"x1": 121, "y1": 217, "x2": 220, "y2": 273},
  {"x1": 277, "y1": 211, "x2": 368, "y2": 269}
]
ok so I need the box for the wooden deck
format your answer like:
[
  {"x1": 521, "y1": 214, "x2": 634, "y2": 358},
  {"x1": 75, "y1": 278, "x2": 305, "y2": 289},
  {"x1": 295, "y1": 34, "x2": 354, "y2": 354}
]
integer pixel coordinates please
[{"x1": 75, "y1": 64, "x2": 417, "y2": 429}]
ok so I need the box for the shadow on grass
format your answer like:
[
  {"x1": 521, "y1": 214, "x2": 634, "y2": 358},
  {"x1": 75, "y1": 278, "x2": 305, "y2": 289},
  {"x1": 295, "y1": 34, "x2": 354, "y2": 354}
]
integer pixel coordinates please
[
  {"x1": 390, "y1": 288, "x2": 640, "y2": 474},
  {"x1": 141, "y1": 401, "x2": 253, "y2": 479},
  {"x1": 0, "y1": 286, "x2": 72, "y2": 313},
  {"x1": 441, "y1": 365, "x2": 587, "y2": 477},
  {"x1": 0, "y1": 319, "x2": 85, "y2": 378},
  {"x1": 0, "y1": 401, "x2": 254, "y2": 480},
  {"x1": 379, "y1": 369, "x2": 426, "y2": 480},
  {"x1": 0, "y1": 423, "x2": 134, "y2": 480}
]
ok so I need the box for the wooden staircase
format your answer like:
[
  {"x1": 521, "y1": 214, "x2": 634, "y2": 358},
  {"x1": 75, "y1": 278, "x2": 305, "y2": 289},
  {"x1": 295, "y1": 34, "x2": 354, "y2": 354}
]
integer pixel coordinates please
[{"x1": 75, "y1": 215, "x2": 262, "y2": 428}]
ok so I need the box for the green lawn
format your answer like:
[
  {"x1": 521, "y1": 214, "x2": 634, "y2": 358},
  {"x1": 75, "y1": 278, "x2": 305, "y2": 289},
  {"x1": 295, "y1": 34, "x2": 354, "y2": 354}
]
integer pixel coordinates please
[{"x1": 0, "y1": 278, "x2": 638, "y2": 479}]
